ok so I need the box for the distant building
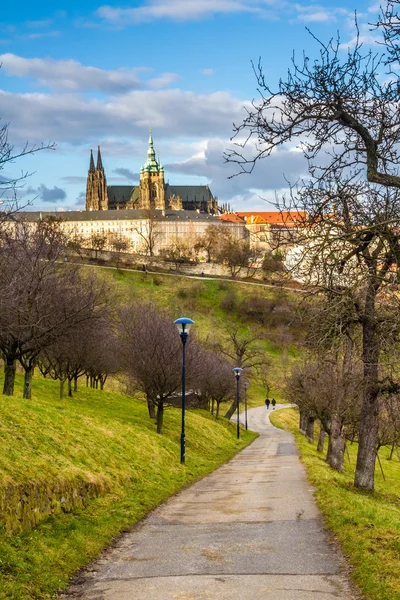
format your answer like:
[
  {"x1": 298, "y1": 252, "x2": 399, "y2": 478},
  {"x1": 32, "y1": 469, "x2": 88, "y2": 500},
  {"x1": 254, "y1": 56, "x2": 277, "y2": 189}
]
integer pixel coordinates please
[
  {"x1": 235, "y1": 211, "x2": 307, "y2": 253},
  {"x1": 16, "y1": 210, "x2": 247, "y2": 256},
  {"x1": 86, "y1": 132, "x2": 219, "y2": 215}
]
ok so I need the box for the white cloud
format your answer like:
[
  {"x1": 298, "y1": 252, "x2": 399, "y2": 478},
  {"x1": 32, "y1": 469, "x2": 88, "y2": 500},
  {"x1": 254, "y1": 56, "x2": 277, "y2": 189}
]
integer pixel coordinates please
[
  {"x1": 200, "y1": 68, "x2": 214, "y2": 76},
  {"x1": 0, "y1": 88, "x2": 249, "y2": 145},
  {"x1": 22, "y1": 31, "x2": 61, "y2": 40},
  {"x1": 293, "y1": 4, "x2": 352, "y2": 24},
  {"x1": 96, "y1": 0, "x2": 266, "y2": 24},
  {"x1": 165, "y1": 138, "x2": 308, "y2": 200},
  {"x1": 0, "y1": 54, "x2": 179, "y2": 93},
  {"x1": 25, "y1": 19, "x2": 53, "y2": 28}
]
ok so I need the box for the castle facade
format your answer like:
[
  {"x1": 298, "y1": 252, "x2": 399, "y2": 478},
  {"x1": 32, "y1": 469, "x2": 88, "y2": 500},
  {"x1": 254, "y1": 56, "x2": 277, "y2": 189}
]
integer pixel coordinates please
[{"x1": 86, "y1": 133, "x2": 219, "y2": 214}]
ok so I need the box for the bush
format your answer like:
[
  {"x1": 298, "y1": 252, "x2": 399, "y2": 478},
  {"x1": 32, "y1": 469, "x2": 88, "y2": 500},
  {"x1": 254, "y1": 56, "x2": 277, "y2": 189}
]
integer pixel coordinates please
[
  {"x1": 221, "y1": 291, "x2": 238, "y2": 312},
  {"x1": 177, "y1": 287, "x2": 188, "y2": 299},
  {"x1": 239, "y1": 296, "x2": 275, "y2": 324}
]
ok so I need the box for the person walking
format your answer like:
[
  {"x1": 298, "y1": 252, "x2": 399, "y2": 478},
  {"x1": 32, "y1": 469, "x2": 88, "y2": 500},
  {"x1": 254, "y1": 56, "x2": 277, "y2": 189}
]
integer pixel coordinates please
[
  {"x1": 271, "y1": 398, "x2": 276, "y2": 410},
  {"x1": 265, "y1": 397, "x2": 270, "y2": 409}
]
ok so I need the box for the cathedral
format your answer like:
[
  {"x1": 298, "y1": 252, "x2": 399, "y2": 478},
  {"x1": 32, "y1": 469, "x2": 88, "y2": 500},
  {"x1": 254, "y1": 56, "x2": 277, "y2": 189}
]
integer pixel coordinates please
[{"x1": 85, "y1": 133, "x2": 219, "y2": 214}]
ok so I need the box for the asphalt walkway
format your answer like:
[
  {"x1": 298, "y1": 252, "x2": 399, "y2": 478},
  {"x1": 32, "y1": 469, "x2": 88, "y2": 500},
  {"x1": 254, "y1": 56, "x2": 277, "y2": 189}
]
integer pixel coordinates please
[{"x1": 62, "y1": 405, "x2": 356, "y2": 600}]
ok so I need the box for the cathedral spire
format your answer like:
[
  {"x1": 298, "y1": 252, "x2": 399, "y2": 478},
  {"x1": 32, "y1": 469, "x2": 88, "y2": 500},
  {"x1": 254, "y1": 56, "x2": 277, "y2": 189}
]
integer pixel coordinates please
[
  {"x1": 96, "y1": 145, "x2": 103, "y2": 170},
  {"x1": 89, "y1": 149, "x2": 95, "y2": 173},
  {"x1": 143, "y1": 129, "x2": 160, "y2": 172}
]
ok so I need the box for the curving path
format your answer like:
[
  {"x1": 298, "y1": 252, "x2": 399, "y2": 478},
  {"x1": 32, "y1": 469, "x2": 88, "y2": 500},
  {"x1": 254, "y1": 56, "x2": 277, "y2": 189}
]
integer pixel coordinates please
[{"x1": 61, "y1": 405, "x2": 357, "y2": 600}]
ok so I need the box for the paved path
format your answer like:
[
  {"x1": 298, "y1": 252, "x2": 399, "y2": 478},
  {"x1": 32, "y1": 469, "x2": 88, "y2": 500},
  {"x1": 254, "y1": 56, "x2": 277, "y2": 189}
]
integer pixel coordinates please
[
  {"x1": 62, "y1": 406, "x2": 356, "y2": 600},
  {"x1": 81, "y1": 262, "x2": 307, "y2": 294}
]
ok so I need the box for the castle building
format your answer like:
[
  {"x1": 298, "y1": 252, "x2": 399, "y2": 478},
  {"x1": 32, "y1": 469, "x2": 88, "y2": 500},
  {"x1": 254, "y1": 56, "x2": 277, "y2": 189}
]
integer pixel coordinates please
[{"x1": 86, "y1": 133, "x2": 219, "y2": 214}]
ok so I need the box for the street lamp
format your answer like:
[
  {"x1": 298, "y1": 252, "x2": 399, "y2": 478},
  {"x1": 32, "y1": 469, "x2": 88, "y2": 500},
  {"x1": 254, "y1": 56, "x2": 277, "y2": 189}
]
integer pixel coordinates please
[
  {"x1": 232, "y1": 367, "x2": 243, "y2": 439},
  {"x1": 244, "y1": 381, "x2": 249, "y2": 430},
  {"x1": 174, "y1": 317, "x2": 194, "y2": 464}
]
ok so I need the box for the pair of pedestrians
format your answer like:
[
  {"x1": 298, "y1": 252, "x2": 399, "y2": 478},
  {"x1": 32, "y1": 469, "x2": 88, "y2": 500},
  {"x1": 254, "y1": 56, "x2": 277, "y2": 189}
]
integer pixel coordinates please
[{"x1": 265, "y1": 397, "x2": 276, "y2": 410}]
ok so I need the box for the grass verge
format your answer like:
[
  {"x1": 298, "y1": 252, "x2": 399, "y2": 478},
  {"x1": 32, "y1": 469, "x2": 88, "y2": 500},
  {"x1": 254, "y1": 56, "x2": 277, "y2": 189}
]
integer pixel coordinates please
[
  {"x1": 270, "y1": 408, "x2": 400, "y2": 600},
  {"x1": 0, "y1": 374, "x2": 257, "y2": 599}
]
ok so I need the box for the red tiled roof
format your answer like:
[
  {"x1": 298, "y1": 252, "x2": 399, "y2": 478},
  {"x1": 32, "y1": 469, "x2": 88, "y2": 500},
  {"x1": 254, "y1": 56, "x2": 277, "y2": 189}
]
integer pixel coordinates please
[
  {"x1": 236, "y1": 211, "x2": 307, "y2": 225},
  {"x1": 218, "y1": 213, "x2": 245, "y2": 223}
]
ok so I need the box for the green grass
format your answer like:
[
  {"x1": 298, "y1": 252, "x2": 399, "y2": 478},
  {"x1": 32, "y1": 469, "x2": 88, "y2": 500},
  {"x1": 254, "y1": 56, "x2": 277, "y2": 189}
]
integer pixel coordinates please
[
  {"x1": 0, "y1": 373, "x2": 257, "y2": 599},
  {"x1": 271, "y1": 408, "x2": 400, "y2": 600}
]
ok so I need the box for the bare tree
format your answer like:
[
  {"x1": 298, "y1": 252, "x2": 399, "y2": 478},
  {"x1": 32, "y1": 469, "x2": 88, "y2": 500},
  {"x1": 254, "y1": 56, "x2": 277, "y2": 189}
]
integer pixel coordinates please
[
  {"x1": 194, "y1": 225, "x2": 230, "y2": 263},
  {"x1": 90, "y1": 232, "x2": 107, "y2": 259},
  {"x1": 287, "y1": 348, "x2": 362, "y2": 471},
  {"x1": 118, "y1": 303, "x2": 201, "y2": 434},
  {"x1": 133, "y1": 210, "x2": 162, "y2": 257},
  {"x1": 161, "y1": 237, "x2": 194, "y2": 271},
  {"x1": 0, "y1": 221, "x2": 111, "y2": 397},
  {"x1": 214, "y1": 325, "x2": 267, "y2": 419},
  {"x1": 217, "y1": 235, "x2": 257, "y2": 279},
  {"x1": 225, "y1": 16, "x2": 400, "y2": 490},
  {"x1": 199, "y1": 351, "x2": 235, "y2": 418},
  {"x1": 0, "y1": 113, "x2": 55, "y2": 214},
  {"x1": 39, "y1": 317, "x2": 116, "y2": 399}
]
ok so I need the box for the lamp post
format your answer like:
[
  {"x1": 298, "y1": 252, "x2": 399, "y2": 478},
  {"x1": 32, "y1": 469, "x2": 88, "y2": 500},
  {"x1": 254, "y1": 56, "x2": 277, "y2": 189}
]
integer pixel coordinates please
[
  {"x1": 174, "y1": 317, "x2": 194, "y2": 464},
  {"x1": 244, "y1": 381, "x2": 249, "y2": 430},
  {"x1": 233, "y1": 367, "x2": 243, "y2": 439}
]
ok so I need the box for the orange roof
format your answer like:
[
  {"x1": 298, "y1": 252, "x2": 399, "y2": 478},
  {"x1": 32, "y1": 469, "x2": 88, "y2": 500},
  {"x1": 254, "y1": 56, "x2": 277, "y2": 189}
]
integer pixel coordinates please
[
  {"x1": 218, "y1": 213, "x2": 245, "y2": 223},
  {"x1": 236, "y1": 211, "x2": 307, "y2": 225}
]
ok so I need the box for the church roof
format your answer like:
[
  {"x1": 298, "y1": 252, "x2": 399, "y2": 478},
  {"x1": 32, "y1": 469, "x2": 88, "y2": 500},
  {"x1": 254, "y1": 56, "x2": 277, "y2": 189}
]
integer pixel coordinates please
[
  {"x1": 107, "y1": 186, "x2": 139, "y2": 207},
  {"x1": 166, "y1": 185, "x2": 214, "y2": 204}
]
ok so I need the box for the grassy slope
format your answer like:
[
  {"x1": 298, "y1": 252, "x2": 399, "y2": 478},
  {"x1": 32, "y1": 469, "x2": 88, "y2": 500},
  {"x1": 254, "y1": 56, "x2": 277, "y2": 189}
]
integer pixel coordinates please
[
  {"x1": 0, "y1": 374, "x2": 257, "y2": 599},
  {"x1": 101, "y1": 268, "x2": 302, "y2": 403},
  {"x1": 271, "y1": 408, "x2": 400, "y2": 600}
]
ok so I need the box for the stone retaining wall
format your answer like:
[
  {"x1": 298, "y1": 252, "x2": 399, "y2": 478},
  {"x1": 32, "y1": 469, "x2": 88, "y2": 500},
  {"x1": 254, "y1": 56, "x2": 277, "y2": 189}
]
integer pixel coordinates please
[
  {"x1": 72, "y1": 248, "x2": 264, "y2": 280},
  {"x1": 0, "y1": 477, "x2": 108, "y2": 534}
]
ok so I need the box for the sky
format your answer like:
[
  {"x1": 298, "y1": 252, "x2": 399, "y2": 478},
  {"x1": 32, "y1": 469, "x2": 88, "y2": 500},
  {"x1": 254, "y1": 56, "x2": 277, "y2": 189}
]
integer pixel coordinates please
[{"x1": 0, "y1": 0, "x2": 382, "y2": 212}]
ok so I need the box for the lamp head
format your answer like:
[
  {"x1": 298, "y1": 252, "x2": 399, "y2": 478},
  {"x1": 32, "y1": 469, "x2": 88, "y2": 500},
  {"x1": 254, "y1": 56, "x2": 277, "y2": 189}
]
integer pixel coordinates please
[
  {"x1": 174, "y1": 317, "x2": 194, "y2": 336},
  {"x1": 232, "y1": 367, "x2": 243, "y2": 379}
]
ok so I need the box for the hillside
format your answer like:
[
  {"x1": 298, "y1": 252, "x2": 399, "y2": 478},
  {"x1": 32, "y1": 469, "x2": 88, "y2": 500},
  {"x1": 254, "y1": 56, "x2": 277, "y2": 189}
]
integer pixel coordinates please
[
  {"x1": 0, "y1": 373, "x2": 257, "y2": 599},
  {"x1": 96, "y1": 267, "x2": 303, "y2": 402}
]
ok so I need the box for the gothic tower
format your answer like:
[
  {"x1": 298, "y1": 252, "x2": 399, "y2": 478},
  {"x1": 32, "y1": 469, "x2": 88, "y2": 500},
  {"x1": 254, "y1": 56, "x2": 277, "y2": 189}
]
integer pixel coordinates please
[
  {"x1": 139, "y1": 132, "x2": 166, "y2": 210},
  {"x1": 86, "y1": 147, "x2": 108, "y2": 210}
]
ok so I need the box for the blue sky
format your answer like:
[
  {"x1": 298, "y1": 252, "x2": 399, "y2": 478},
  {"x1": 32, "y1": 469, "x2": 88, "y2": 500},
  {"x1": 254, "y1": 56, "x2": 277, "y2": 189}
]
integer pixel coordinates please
[{"x1": 0, "y1": 0, "x2": 381, "y2": 211}]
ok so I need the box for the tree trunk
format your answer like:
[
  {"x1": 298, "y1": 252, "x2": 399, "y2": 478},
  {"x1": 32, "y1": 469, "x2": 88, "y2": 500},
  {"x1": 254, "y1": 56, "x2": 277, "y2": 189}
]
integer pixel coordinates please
[
  {"x1": 299, "y1": 409, "x2": 308, "y2": 434},
  {"x1": 317, "y1": 428, "x2": 326, "y2": 453},
  {"x1": 355, "y1": 285, "x2": 380, "y2": 491},
  {"x1": 216, "y1": 401, "x2": 220, "y2": 419},
  {"x1": 60, "y1": 379, "x2": 65, "y2": 400},
  {"x1": 23, "y1": 365, "x2": 34, "y2": 400},
  {"x1": 3, "y1": 355, "x2": 16, "y2": 396},
  {"x1": 211, "y1": 398, "x2": 215, "y2": 416},
  {"x1": 326, "y1": 414, "x2": 345, "y2": 471},
  {"x1": 68, "y1": 378, "x2": 73, "y2": 397},
  {"x1": 389, "y1": 441, "x2": 395, "y2": 461},
  {"x1": 147, "y1": 397, "x2": 156, "y2": 419},
  {"x1": 74, "y1": 376, "x2": 78, "y2": 392},
  {"x1": 306, "y1": 415, "x2": 315, "y2": 443},
  {"x1": 224, "y1": 397, "x2": 237, "y2": 420},
  {"x1": 156, "y1": 402, "x2": 164, "y2": 434}
]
